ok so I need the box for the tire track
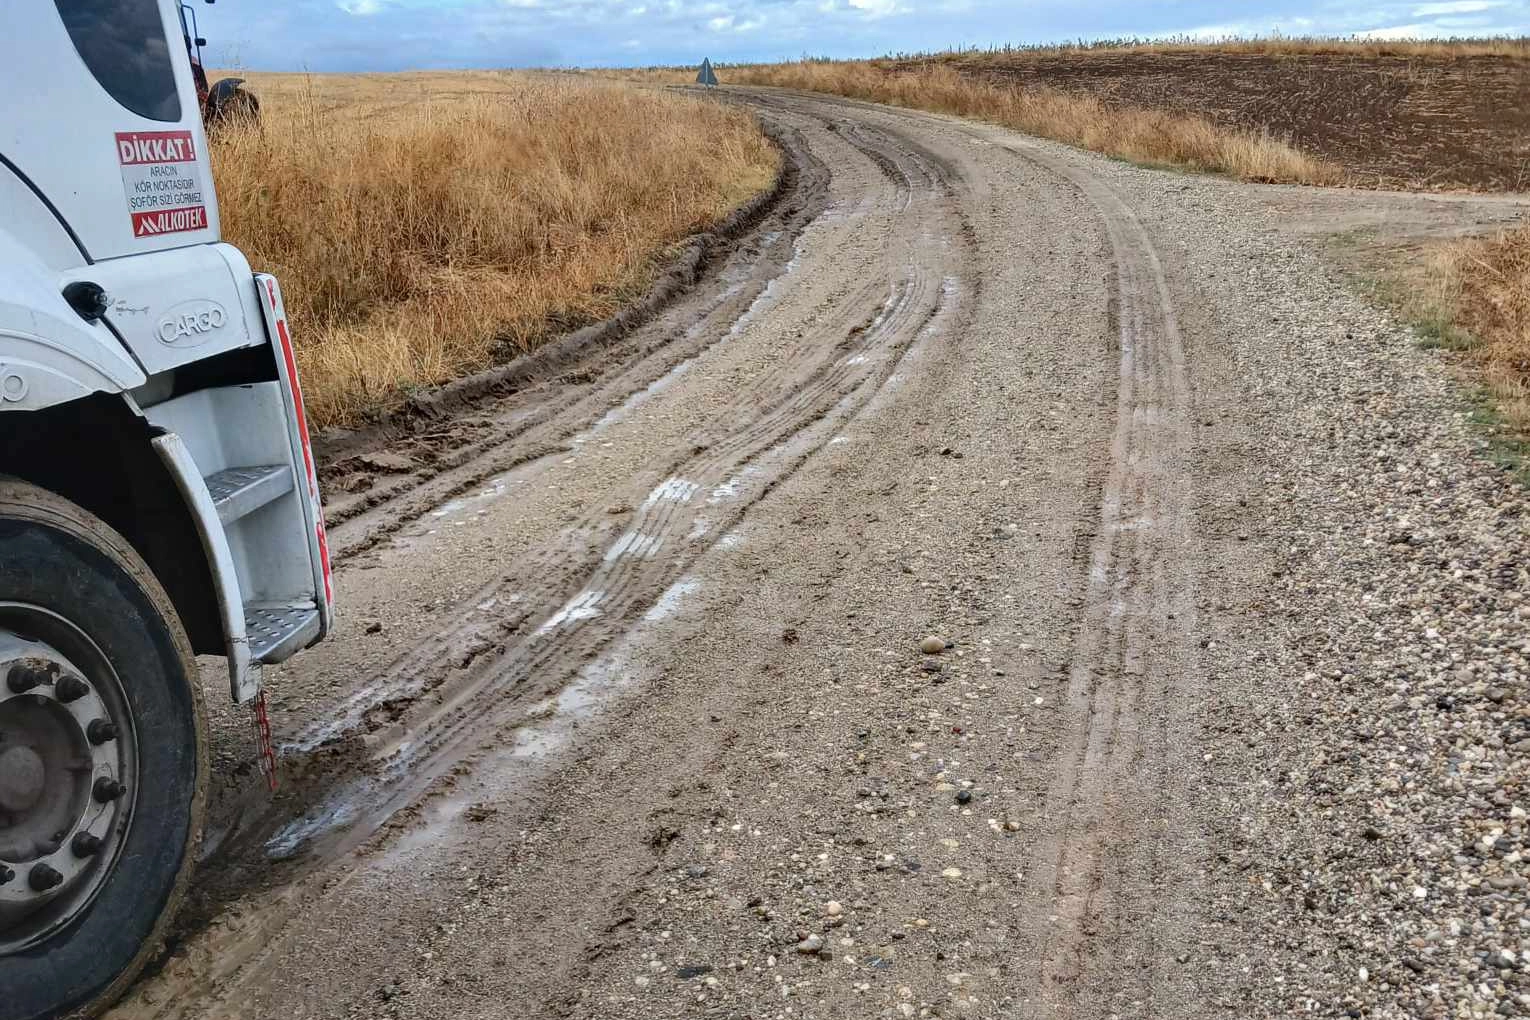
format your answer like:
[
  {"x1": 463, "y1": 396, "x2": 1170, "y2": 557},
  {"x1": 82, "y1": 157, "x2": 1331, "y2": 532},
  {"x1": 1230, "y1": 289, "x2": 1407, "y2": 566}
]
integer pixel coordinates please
[
  {"x1": 987, "y1": 139, "x2": 1198, "y2": 1017},
  {"x1": 759, "y1": 88, "x2": 1202, "y2": 1017},
  {"x1": 290, "y1": 116, "x2": 963, "y2": 844},
  {"x1": 117, "y1": 102, "x2": 977, "y2": 1020}
]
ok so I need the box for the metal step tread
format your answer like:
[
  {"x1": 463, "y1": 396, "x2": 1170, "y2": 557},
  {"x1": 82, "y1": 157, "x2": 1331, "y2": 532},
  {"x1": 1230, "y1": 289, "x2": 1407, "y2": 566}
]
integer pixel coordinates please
[
  {"x1": 205, "y1": 465, "x2": 293, "y2": 525},
  {"x1": 245, "y1": 603, "x2": 321, "y2": 664}
]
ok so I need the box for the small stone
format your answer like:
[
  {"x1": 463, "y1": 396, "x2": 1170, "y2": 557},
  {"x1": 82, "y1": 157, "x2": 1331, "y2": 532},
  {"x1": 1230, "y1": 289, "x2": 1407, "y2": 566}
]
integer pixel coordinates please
[
  {"x1": 825, "y1": 901, "x2": 843, "y2": 917},
  {"x1": 364, "y1": 620, "x2": 383, "y2": 635},
  {"x1": 921, "y1": 636, "x2": 946, "y2": 655},
  {"x1": 795, "y1": 935, "x2": 823, "y2": 954},
  {"x1": 955, "y1": 789, "x2": 972, "y2": 805}
]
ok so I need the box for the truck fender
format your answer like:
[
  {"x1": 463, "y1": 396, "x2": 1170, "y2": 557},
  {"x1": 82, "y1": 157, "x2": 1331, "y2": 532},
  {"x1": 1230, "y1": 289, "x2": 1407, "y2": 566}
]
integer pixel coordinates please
[{"x1": 0, "y1": 227, "x2": 144, "y2": 410}]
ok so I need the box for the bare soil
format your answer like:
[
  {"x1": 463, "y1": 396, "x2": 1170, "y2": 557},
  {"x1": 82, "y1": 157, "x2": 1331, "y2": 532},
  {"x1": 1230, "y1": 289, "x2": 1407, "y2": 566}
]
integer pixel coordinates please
[
  {"x1": 896, "y1": 51, "x2": 1530, "y2": 191},
  {"x1": 100, "y1": 90, "x2": 1529, "y2": 1020}
]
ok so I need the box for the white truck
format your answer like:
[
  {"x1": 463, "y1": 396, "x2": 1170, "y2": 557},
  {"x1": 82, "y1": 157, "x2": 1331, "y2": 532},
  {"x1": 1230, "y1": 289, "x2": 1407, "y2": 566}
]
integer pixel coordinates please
[{"x1": 0, "y1": 3, "x2": 332, "y2": 1017}]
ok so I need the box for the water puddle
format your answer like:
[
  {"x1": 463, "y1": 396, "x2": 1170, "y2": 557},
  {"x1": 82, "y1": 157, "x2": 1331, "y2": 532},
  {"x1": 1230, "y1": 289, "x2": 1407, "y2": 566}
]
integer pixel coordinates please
[
  {"x1": 569, "y1": 236, "x2": 808, "y2": 447},
  {"x1": 264, "y1": 775, "x2": 379, "y2": 861},
  {"x1": 645, "y1": 477, "x2": 700, "y2": 506},
  {"x1": 573, "y1": 360, "x2": 696, "y2": 443},
  {"x1": 603, "y1": 531, "x2": 662, "y2": 562},
  {"x1": 643, "y1": 577, "x2": 699, "y2": 623},
  {"x1": 382, "y1": 645, "x2": 652, "y2": 861},
  {"x1": 535, "y1": 589, "x2": 605, "y2": 636},
  {"x1": 376, "y1": 458, "x2": 549, "y2": 561}
]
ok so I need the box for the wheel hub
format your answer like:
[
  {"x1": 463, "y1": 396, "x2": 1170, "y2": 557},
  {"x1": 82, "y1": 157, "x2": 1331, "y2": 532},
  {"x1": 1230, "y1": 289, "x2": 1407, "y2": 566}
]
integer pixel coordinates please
[
  {"x1": 0, "y1": 746, "x2": 45, "y2": 813},
  {"x1": 0, "y1": 614, "x2": 136, "y2": 955}
]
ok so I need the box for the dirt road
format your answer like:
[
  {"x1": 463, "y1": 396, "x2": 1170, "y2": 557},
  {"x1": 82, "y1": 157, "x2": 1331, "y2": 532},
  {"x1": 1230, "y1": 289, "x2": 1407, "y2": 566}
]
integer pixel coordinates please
[{"x1": 110, "y1": 90, "x2": 1529, "y2": 1020}]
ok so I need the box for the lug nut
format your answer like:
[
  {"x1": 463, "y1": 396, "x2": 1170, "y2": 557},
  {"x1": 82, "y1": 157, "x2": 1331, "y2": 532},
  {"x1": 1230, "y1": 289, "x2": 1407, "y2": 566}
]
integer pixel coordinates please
[
  {"x1": 55, "y1": 675, "x2": 88, "y2": 703},
  {"x1": 0, "y1": 866, "x2": 13, "y2": 885},
  {"x1": 6, "y1": 665, "x2": 44, "y2": 694},
  {"x1": 87, "y1": 719, "x2": 118, "y2": 745},
  {"x1": 71, "y1": 832, "x2": 103, "y2": 858},
  {"x1": 28, "y1": 863, "x2": 63, "y2": 893},
  {"x1": 92, "y1": 777, "x2": 125, "y2": 803}
]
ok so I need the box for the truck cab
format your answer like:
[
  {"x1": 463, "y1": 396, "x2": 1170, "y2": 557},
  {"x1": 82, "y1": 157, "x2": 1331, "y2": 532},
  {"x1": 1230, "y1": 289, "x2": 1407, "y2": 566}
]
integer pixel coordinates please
[{"x1": 0, "y1": 3, "x2": 331, "y2": 1017}]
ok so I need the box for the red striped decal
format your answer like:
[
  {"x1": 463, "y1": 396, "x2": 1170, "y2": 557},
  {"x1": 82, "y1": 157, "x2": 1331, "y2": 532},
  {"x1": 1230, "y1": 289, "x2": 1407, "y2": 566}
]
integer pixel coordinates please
[{"x1": 265, "y1": 278, "x2": 333, "y2": 605}]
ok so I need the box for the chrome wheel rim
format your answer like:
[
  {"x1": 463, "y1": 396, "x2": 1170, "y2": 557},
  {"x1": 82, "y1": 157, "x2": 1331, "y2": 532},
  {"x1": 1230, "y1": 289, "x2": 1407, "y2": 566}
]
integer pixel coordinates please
[{"x1": 0, "y1": 603, "x2": 137, "y2": 954}]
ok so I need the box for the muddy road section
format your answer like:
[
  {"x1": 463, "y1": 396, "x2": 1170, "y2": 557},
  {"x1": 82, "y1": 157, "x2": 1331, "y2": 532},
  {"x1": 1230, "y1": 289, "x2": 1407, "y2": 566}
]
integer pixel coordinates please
[{"x1": 110, "y1": 91, "x2": 1528, "y2": 1020}]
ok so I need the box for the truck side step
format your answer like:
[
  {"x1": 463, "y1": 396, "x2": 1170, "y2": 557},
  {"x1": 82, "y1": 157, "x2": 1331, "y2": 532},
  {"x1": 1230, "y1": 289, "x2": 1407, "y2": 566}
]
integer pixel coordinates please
[
  {"x1": 245, "y1": 603, "x2": 321, "y2": 664},
  {"x1": 205, "y1": 465, "x2": 293, "y2": 525}
]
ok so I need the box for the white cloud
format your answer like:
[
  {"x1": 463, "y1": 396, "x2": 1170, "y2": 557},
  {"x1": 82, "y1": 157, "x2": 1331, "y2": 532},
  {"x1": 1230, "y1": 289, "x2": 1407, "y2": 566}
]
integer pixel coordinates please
[
  {"x1": 1356, "y1": 21, "x2": 1429, "y2": 36},
  {"x1": 1411, "y1": 0, "x2": 1505, "y2": 13},
  {"x1": 848, "y1": 0, "x2": 905, "y2": 15},
  {"x1": 337, "y1": 0, "x2": 381, "y2": 13}
]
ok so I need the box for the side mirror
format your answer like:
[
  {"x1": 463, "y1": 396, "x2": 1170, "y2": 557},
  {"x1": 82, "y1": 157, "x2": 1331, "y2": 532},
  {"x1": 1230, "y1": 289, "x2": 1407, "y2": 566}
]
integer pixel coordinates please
[{"x1": 195, "y1": 36, "x2": 206, "y2": 46}]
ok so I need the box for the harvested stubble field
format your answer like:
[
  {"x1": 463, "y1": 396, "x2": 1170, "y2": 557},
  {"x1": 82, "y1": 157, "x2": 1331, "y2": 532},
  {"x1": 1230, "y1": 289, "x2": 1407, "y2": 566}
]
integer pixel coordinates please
[{"x1": 210, "y1": 71, "x2": 778, "y2": 426}]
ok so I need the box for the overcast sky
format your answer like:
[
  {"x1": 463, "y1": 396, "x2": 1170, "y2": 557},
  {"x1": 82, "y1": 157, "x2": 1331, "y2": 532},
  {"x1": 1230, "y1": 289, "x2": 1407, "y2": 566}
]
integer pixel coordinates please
[{"x1": 200, "y1": 0, "x2": 1530, "y2": 71}]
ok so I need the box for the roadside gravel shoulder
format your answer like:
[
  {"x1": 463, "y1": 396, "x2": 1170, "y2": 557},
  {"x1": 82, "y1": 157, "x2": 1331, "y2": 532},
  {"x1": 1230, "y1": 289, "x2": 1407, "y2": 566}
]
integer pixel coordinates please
[{"x1": 1115, "y1": 165, "x2": 1530, "y2": 1018}]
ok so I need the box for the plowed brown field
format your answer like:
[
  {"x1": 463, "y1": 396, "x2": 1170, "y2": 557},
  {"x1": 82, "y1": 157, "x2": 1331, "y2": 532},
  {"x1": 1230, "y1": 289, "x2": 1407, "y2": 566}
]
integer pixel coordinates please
[{"x1": 893, "y1": 49, "x2": 1530, "y2": 191}]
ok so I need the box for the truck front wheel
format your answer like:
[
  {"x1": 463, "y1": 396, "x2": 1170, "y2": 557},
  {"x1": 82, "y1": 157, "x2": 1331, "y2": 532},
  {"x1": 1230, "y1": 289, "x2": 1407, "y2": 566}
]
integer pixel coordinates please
[{"x1": 0, "y1": 479, "x2": 206, "y2": 1020}]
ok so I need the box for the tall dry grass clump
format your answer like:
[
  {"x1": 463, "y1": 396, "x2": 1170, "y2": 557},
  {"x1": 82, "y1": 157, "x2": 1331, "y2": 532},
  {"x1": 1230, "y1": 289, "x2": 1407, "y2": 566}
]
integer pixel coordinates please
[
  {"x1": 1440, "y1": 226, "x2": 1530, "y2": 431},
  {"x1": 726, "y1": 62, "x2": 1340, "y2": 185},
  {"x1": 211, "y1": 72, "x2": 777, "y2": 426}
]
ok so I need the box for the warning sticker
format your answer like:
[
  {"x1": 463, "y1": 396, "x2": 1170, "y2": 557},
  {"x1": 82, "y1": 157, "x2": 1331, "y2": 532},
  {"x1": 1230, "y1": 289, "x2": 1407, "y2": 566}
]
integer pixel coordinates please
[{"x1": 115, "y1": 130, "x2": 209, "y2": 238}]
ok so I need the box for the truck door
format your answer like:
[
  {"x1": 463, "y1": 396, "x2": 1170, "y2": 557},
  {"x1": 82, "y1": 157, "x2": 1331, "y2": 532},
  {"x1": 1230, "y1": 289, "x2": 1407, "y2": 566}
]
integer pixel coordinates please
[{"x1": 2, "y1": 0, "x2": 218, "y2": 263}]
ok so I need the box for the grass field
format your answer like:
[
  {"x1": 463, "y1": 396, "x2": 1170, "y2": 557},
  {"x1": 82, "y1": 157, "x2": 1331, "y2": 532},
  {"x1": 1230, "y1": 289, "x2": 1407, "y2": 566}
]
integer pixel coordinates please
[
  {"x1": 1441, "y1": 228, "x2": 1530, "y2": 438},
  {"x1": 210, "y1": 72, "x2": 777, "y2": 426}
]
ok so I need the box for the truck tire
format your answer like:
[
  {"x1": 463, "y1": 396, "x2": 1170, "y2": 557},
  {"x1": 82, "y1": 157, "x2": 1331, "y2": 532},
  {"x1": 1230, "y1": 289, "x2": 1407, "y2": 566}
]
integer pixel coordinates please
[{"x1": 0, "y1": 479, "x2": 207, "y2": 1020}]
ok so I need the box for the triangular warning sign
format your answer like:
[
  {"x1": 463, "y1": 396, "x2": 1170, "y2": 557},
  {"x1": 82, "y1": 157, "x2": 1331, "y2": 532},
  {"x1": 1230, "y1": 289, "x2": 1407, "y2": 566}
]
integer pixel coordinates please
[{"x1": 696, "y1": 58, "x2": 719, "y2": 87}]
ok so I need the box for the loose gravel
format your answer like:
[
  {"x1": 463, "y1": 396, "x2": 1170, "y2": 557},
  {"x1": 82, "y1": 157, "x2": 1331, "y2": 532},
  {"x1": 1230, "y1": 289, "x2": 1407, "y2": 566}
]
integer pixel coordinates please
[{"x1": 1137, "y1": 168, "x2": 1530, "y2": 1019}]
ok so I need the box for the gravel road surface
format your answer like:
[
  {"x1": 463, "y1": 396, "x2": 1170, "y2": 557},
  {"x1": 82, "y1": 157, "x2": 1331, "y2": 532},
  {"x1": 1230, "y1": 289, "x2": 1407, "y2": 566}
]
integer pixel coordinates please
[{"x1": 106, "y1": 89, "x2": 1529, "y2": 1020}]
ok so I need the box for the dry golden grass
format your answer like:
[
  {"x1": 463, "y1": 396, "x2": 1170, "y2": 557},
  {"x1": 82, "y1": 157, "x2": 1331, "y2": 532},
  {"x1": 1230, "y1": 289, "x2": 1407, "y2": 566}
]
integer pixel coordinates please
[
  {"x1": 713, "y1": 61, "x2": 1341, "y2": 185},
  {"x1": 211, "y1": 71, "x2": 777, "y2": 426},
  {"x1": 1439, "y1": 226, "x2": 1530, "y2": 432}
]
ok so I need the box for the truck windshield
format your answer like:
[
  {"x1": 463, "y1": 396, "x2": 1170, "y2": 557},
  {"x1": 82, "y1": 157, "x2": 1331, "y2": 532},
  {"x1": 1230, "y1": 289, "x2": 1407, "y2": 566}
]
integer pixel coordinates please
[{"x1": 54, "y1": 0, "x2": 182, "y2": 122}]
